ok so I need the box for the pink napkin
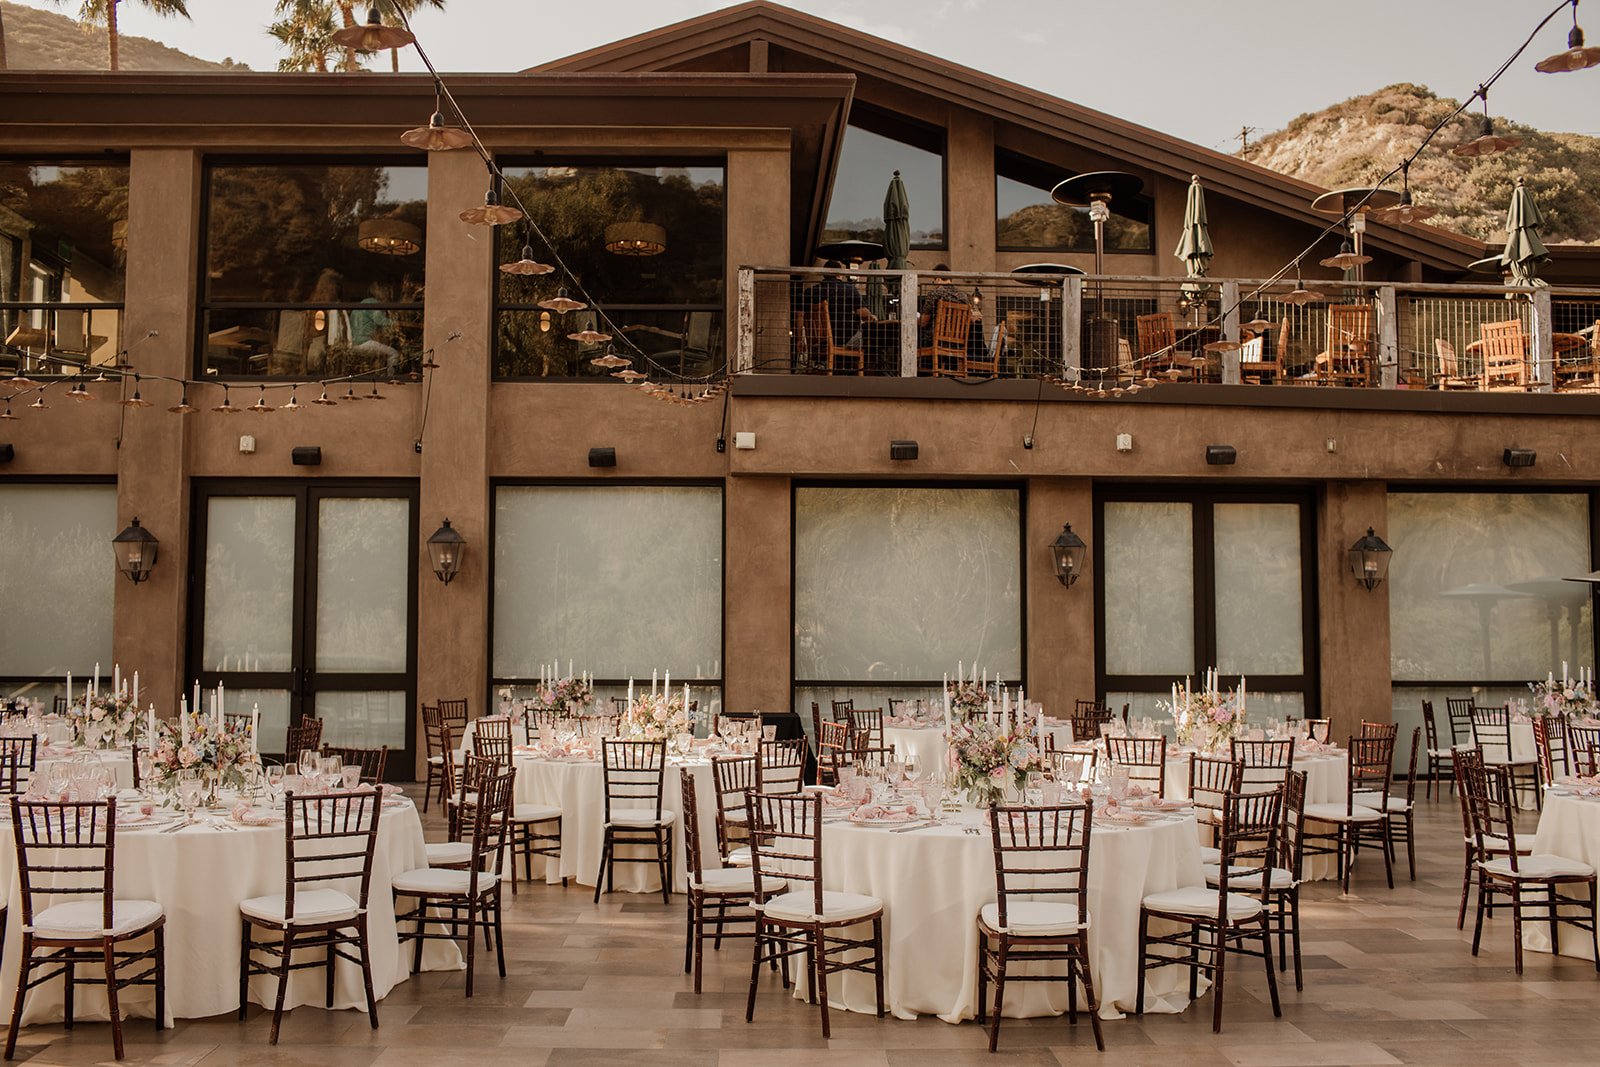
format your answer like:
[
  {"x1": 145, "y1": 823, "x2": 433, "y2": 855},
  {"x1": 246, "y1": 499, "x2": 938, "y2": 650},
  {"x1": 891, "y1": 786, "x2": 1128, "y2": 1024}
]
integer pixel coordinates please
[
  {"x1": 230, "y1": 802, "x2": 282, "y2": 826},
  {"x1": 849, "y1": 802, "x2": 916, "y2": 823},
  {"x1": 1095, "y1": 799, "x2": 1146, "y2": 825}
]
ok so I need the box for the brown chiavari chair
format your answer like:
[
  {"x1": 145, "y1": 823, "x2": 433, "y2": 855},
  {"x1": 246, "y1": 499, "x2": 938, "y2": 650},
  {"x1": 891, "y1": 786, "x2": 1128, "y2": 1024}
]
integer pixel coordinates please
[
  {"x1": 1354, "y1": 727, "x2": 1422, "y2": 881},
  {"x1": 845, "y1": 708, "x2": 883, "y2": 752},
  {"x1": 0, "y1": 752, "x2": 23, "y2": 796},
  {"x1": 1138, "y1": 788, "x2": 1282, "y2": 1033},
  {"x1": 52, "y1": 696, "x2": 67, "y2": 715},
  {"x1": 1463, "y1": 764, "x2": 1599, "y2": 974},
  {"x1": 1422, "y1": 700, "x2": 1457, "y2": 799},
  {"x1": 815, "y1": 719, "x2": 852, "y2": 787},
  {"x1": 1471, "y1": 705, "x2": 1540, "y2": 811},
  {"x1": 439, "y1": 698, "x2": 469, "y2": 729},
  {"x1": 831, "y1": 699, "x2": 854, "y2": 717},
  {"x1": 1303, "y1": 735, "x2": 1395, "y2": 894},
  {"x1": 0, "y1": 736, "x2": 37, "y2": 795},
  {"x1": 1189, "y1": 755, "x2": 1242, "y2": 865},
  {"x1": 6, "y1": 798, "x2": 166, "y2": 1061},
  {"x1": 284, "y1": 716, "x2": 324, "y2": 763},
  {"x1": 1566, "y1": 722, "x2": 1600, "y2": 776},
  {"x1": 471, "y1": 717, "x2": 513, "y2": 769},
  {"x1": 320, "y1": 744, "x2": 388, "y2": 784},
  {"x1": 1104, "y1": 735, "x2": 1167, "y2": 796},
  {"x1": 421, "y1": 704, "x2": 448, "y2": 812},
  {"x1": 596, "y1": 738, "x2": 674, "y2": 905},
  {"x1": 1360, "y1": 720, "x2": 1399, "y2": 740},
  {"x1": 1071, "y1": 704, "x2": 1113, "y2": 743},
  {"x1": 428, "y1": 754, "x2": 496, "y2": 870},
  {"x1": 757, "y1": 738, "x2": 808, "y2": 795},
  {"x1": 1445, "y1": 697, "x2": 1477, "y2": 748},
  {"x1": 1450, "y1": 746, "x2": 1529, "y2": 929},
  {"x1": 744, "y1": 790, "x2": 883, "y2": 1037},
  {"x1": 1231, "y1": 739, "x2": 1295, "y2": 795},
  {"x1": 678, "y1": 768, "x2": 785, "y2": 994},
  {"x1": 238, "y1": 790, "x2": 382, "y2": 1045},
  {"x1": 1206, "y1": 771, "x2": 1308, "y2": 990},
  {"x1": 505, "y1": 791, "x2": 564, "y2": 895},
  {"x1": 1532, "y1": 715, "x2": 1569, "y2": 787},
  {"x1": 977, "y1": 803, "x2": 1104, "y2": 1052},
  {"x1": 224, "y1": 712, "x2": 254, "y2": 736},
  {"x1": 393, "y1": 763, "x2": 514, "y2": 997},
  {"x1": 611, "y1": 696, "x2": 630, "y2": 716},
  {"x1": 712, "y1": 754, "x2": 757, "y2": 865},
  {"x1": 1049, "y1": 748, "x2": 1097, "y2": 785}
]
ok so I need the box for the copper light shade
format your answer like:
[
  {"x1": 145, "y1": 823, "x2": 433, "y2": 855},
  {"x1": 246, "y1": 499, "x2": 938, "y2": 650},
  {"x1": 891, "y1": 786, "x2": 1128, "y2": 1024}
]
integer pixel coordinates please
[
  {"x1": 211, "y1": 387, "x2": 238, "y2": 414},
  {"x1": 537, "y1": 287, "x2": 587, "y2": 313},
  {"x1": 281, "y1": 390, "x2": 302, "y2": 412},
  {"x1": 358, "y1": 218, "x2": 422, "y2": 256},
  {"x1": 1452, "y1": 114, "x2": 1521, "y2": 157},
  {"x1": 589, "y1": 347, "x2": 631, "y2": 369},
  {"x1": 499, "y1": 244, "x2": 555, "y2": 276},
  {"x1": 28, "y1": 396, "x2": 45, "y2": 410},
  {"x1": 567, "y1": 329, "x2": 612, "y2": 344},
  {"x1": 1536, "y1": 22, "x2": 1600, "y2": 72},
  {"x1": 1319, "y1": 240, "x2": 1373, "y2": 270},
  {"x1": 612, "y1": 369, "x2": 648, "y2": 382},
  {"x1": 311, "y1": 388, "x2": 338, "y2": 406},
  {"x1": 248, "y1": 387, "x2": 273, "y2": 413},
  {"x1": 1371, "y1": 190, "x2": 1437, "y2": 224},
  {"x1": 66, "y1": 380, "x2": 93, "y2": 401},
  {"x1": 330, "y1": 7, "x2": 416, "y2": 52},
  {"x1": 400, "y1": 112, "x2": 475, "y2": 152},
  {"x1": 459, "y1": 188, "x2": 523, "y2": 227},
  {"x1": 7, "y1": 373, "x2": 37, "y2": 389},
  {"x1": 1203, "y1": 339, "x2": 1243, "y2": 353},
  {"x1": 604, "y1": 221, "x2": 667, "y2": 256},
  {"x1": 120, "y1": 376, "x2": 152, "y2": 408},
  {"x1": 0, "y1": 404, "x2": 13, "y2": 420},
  {"x1": 168, "y1": 389, "x2": 196, "y2": 414}
]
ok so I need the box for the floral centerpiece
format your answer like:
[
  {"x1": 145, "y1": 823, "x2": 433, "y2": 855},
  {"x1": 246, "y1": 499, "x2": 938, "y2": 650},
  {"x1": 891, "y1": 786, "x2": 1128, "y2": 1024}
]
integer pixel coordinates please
[
  {"x1": 1164, "y1": 670, "x2": 1247, "y2": 754},
  {"x1": 67, "y1": 692, "x2": 139, "y2": 748},
  {"x1": 947, "y1": 716, "x2": 1042, "y2": 808},
  {"x1": 620, "y1": 692, "x2": 695, "y2": 741},
  {"x1": 147, "y1": 713, "x2": 261, "y2": 801},
  {"x1": 507, "y1": 675, "x2": 594, "y2": 720},
  {"x1": 945, "y1": 679, "x2": 989, "y2": 716}
]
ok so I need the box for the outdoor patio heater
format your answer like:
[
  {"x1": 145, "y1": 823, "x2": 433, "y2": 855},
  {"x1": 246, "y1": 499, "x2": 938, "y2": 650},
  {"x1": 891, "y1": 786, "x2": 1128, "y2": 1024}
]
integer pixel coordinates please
[{"x1": 1051, "y1": 172, "x2": 1143, "y2": 384}]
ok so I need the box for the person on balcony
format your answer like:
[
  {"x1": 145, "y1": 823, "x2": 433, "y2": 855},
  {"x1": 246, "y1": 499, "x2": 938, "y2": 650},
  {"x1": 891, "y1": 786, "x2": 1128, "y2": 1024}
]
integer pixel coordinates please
[
  {"x1": 802, "y1": 261, "x2": 874, "y2": 346},
  {"x1": 917, "y1": 264, "x2": 980, "y2": 348}
]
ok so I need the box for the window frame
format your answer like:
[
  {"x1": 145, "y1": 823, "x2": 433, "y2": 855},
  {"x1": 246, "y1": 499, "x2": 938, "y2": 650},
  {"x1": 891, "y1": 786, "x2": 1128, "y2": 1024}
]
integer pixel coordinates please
[
  {"x1": 993, "y1": 147, "x2": 1155, "y2": 255},
  {"x1": 823, "y1": 103, "x2": 950, "y2": 253}
]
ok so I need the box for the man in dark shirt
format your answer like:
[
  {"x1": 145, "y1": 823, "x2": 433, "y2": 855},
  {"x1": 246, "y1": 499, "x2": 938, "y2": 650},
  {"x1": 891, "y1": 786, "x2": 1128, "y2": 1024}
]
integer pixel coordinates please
[
  {"x1": 917, "y1": 263, "x2": 980, "y2": 348},
  {"x1": 803, "y1": 262, "x2": 873, "y2": 345}
]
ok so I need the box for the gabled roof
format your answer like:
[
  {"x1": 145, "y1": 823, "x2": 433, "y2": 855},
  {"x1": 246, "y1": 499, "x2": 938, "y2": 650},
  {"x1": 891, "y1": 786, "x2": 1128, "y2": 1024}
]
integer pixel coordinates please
[{"x1": 536, "y1": 1, "x2": 1491, "y2": 272}]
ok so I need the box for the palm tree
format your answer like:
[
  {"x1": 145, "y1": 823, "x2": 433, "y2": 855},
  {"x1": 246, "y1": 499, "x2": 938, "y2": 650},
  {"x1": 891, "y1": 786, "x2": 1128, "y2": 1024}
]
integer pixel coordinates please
[
  {"x1": 371, "y1": 0, "x2": 443, "y2": 72},
  {"x1": 271, "y1": 0, "x2": 442, "y2": 73},
  {"x1": 70, "y1": 0, "x2": 193, "y2": 72}
]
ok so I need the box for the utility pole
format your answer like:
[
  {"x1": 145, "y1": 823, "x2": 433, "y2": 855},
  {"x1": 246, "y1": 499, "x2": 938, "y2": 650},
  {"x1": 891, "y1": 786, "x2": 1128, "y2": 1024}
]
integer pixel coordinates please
[{"x1": 1236, "y1": 125, "x2": 1259, "y2": 155}]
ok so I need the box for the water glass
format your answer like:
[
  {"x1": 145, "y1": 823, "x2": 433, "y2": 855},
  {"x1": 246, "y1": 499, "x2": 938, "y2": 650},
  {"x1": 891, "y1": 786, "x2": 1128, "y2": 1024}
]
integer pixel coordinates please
[
  {"x1": 298, "y1": 750, "x2": 319, "y2": 777},
  {"x1": 341, "y1": 766, "x2": 361, "y2": 790},
  {"x1": 1109, "y1": 766, "x2": 1130, "y2": 804},
  {"x1": 266, "y1": 764, "x2": 285, "y2": 799},
  {"x1": 903, "y1": 754, "x2": 922, "y2": 784}
]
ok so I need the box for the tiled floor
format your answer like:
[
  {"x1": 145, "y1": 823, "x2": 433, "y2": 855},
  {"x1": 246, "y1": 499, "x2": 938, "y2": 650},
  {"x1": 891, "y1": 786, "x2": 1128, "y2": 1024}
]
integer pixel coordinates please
[{"x1": 7, "y1": 791, "x2": 1599, "y2": 1066}]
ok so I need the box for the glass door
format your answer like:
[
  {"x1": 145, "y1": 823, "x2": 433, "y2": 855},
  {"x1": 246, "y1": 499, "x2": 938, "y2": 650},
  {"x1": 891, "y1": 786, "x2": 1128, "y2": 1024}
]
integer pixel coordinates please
[{"x1": 190, "y1": 483, "x2": 417, "y2": 774}]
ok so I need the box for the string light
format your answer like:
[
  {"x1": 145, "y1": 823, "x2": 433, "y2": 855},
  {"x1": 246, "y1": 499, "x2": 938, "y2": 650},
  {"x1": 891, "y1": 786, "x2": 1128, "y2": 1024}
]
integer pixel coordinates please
[
  {"x1": 248, "y1": 386, "x2": 274, "y2": 413},
  {"x1": 211, "y1": 387, "x2": 238, "y2": 414},
  {"x1": 1536, "y1": 0, "x2": 1600, "y2": 70},
  {"x1": 537, "y1": 287, "x2": 587, "y2": 313},
  {"x1": 66, "y1": 379, "x2": 93, "y2": 401},
  {"x1": 0, "y1": 403, "x2": 13, "y2": 420},
  {"x1": 168, "y1": 388, "x2": 196, "y2": 414},
  {"x1": 120, "y1": 375, "x2": 152, "y2": 408},
  {"x1": 281, "y1": 387, "x2": 302, "y2": 412},
  {"x1": 312, "y1": 387, "x2": 338, "y2": 406}
]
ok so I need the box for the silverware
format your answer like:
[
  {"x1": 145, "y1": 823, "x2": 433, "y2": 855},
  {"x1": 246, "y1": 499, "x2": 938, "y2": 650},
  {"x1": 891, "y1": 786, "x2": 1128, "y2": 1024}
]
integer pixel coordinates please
[
  {"x1": 159, "y1": 820, "x2": 189, "y2": 834},
  {"x1": 890, "y1": 820, "x2": 936, "y2": 833}
]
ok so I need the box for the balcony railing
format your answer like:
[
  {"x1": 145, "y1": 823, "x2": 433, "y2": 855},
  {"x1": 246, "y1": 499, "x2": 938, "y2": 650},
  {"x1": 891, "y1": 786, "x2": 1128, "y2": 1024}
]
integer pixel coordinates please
[{"x1": 736, "y1": 267, "x2": 1600, "y2": 392}]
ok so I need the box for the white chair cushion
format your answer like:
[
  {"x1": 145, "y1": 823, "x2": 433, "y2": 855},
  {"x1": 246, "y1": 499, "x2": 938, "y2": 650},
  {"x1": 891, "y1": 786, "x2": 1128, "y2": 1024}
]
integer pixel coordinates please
[
  {"x1": 30, "y1": 899, "x2": 162, "y2": 939},
  {"x1": 1352, "y1": 791, "x2": 1410, "y2": 813},
  {"x1": 722, "y1": 809, "x2": 749, "y2": 824},
  {"x1": 1483, "y1": 757, "x2": 1537, "y2": 768},
  {"x1": 1203, "y1": 864, "x2": 1297, "y2": 891},
  {"x1": 690, "y1": 867, "x2": 785, "y2": 895},
  {"x1": 1470, "y1": 833, "x2": 1531, "y2": 856},
  {"x1": 1142, "y1": 886, "x2": 1264, "y2": 919},
  {"x1": 240, "y1": 888, "x2": 359, "y2": 926},
  {"x1": 725, "y1": 847, "x2": 753, "y2": 867},
  {"x1": 392, "y1": 867, "x2": 498, "y2": 895},
  {"x1": 425, "y1": 840, "x2": 473, "y2": 866},
  {"x1": 608, "y1": 808, "x2": 676, "y2": 827},
  {"x1": 1480, "y1": 854, "x2": 1596, "y2": 880},
  {"x1": 1197, "y1": 845, "x2": 1222, "y2": 865},
  {"x1": 427, "y1": 754, "x2": 444, "y2": 765},
  {"x1": 512, "y1": 803, "x2": 562, "y2": 823},
  {"x1": 758, "y1": 889, "x2": 881, "y2": 924},
  {"x1": 1304, "y1": 802, "x2": 1385, "y2": 823},
  {"x1": 446, "y1": 791, "x2": 479, "y2": 808},
  {"x1": 978, "y1": 900, "x2": 1088, "y2": 936}
]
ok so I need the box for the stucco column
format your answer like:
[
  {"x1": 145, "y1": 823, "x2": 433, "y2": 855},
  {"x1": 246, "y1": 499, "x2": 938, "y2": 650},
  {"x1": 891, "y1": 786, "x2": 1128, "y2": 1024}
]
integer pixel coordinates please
[
  {"x1": 114, "y1": 149, "x2": 200, "y2": 715},
  {"x1": 723, "y1": 475, "x2": 791, "y2": 714},
  {"x1": 415, "y1": 150, "x2": 493, "y2": 766},
  {"x1": 1026, "y1": 477, "x2": 1095, "y2": 711},
  {"x1": 1317, "y1": 482, "x2": 1391, "y2": 740},
  {"x1": 946, "y1": 107, "x2": 996, "y2": 272}
]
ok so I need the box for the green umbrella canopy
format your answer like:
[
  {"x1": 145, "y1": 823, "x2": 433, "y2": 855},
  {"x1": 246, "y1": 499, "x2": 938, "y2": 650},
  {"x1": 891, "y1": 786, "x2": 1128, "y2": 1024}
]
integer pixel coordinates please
[
  {"x1": 883, "y1": 170, "x2": 911, "y2": 271},
  {"x1": 1502, "y1": 177, "x2": 1550, "y2": 287},
  {"x1": 1174, "y1": 175, "x2": 1213, "y2": 300}
]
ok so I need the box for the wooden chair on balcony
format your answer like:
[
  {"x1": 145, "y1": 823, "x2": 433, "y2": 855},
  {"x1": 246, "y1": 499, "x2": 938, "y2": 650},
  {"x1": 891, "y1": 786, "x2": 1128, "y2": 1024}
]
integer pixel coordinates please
[
  {"x1": 1477, "y1": 320, "x2": 1529, "y2": 391},
  {"x1": 1313, "y1": 305, "x2": 1375, "y2": 387},
  {"x1": 1238, "y1": 334, "x2": 1279, "y2": 384},
  {"x1": 1555, "y1": 319, "x2": 1600, "y2": 392},
  {"x1": 1432, "y1": 339, "x2": 1479, "y2": 390},
  {"x1": 917, "y1": 300, "x2": 971, "y2": 377},
  {"x1": 965, "y1": 319, "x2": 1004, "y2": 379},
  {"x1": 1136, "y1": 312, "x2": 1184, "y2": 380},
  {"x1": 794, "y1": 300, "x2": 864, "y2": 376}
]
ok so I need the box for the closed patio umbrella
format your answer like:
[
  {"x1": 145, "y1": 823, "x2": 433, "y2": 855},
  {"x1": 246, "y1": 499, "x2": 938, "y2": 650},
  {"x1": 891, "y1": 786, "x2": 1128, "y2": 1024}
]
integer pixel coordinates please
[
  {"x1": 883, "y1": 170, "x2": 911, "y2": 271},
  {"x1": 1174, "y1": 175, "x2": 1213, "y2": 303},
  {"x1": 1501, "y1": 177, "x2": 1550, "y2": 288}
]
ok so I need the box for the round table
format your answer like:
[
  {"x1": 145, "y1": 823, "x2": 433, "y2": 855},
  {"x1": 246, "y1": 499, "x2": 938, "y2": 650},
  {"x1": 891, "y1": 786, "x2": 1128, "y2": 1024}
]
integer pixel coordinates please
[
  {"x1": 808, "y1": 806, "x2": 1205, "y2": 1022},
  {"x1": 0, "y1": 793, "x2": 460, "y2": 1025},
  {"x1": 1523, "y1": 786, "x2": 1600, "y2": 960},
  {"x1": 510, "y1": 753, "x2": 717, "y2": 894}
]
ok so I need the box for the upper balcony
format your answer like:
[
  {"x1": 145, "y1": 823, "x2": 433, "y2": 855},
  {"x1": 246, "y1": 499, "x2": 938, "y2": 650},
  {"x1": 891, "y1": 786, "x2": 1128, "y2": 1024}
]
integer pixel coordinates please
[{"x1": 736, "y1": 267, "x2": 1600, "y2": 404}]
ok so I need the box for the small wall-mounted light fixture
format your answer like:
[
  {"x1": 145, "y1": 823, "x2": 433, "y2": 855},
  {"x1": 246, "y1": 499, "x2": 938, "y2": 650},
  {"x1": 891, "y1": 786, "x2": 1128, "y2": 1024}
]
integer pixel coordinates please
[
  {"x1": 1115, "y1": 433, "x2": 1133, "y2": 453},
  {"x1": 1348, "y1": 527, "x2": 1393, "y2": 591},
  {"x1": 1503, "y1": 447, "x2": 1537, "y2": 468},
  {"x1": 291, "y1": 446, "x2": 322, "y2": 466},
  {"x1": 112, "y1": 517, "x2": 159, "y2": 584},
  {"x1": 426, "y1": 518, "x2": 466, "y2": 586},
  {"x1": 588, "y1": 447, "x2": 617, "y2": 468},
  {"x1": 734, "y1": 432, "x2": 756, "y2": 450},
  {"x1": 890, "y1": 439, "x2": 919, "y2": 461},
  {"x1": 1049, "y1": 523, "x2": 1088, "y2": 588},
  {"x1": 0, "y1": 444, "x2": 13, "y2": 464},
  {"x1": 1205, "y1": 444, "x2": 1237, "y2": 465}
]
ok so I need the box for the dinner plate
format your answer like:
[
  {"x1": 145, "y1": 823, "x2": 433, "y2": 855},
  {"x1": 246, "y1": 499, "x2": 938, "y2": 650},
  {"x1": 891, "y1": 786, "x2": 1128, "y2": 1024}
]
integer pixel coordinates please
[{"x1": 848, "y1": 812, "x2": 921, "y2": 826}]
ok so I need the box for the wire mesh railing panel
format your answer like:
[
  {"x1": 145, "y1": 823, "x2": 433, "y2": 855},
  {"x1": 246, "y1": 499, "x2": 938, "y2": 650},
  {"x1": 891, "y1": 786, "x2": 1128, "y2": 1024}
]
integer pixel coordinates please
[
  {"x1": 1401, "y1": 294, "x2": 1532, "y2": 388},
  {"x1": 1552, "y1": 296, "x2": 1600, "y2": 392}
]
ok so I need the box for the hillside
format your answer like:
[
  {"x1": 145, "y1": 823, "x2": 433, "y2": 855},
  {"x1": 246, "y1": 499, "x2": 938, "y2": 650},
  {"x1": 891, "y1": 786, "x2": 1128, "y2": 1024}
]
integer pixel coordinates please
[
  {"x1": 0, "y1": 0, "x2": 244, "y2": 71},
  {"x1": 1244, "y1": 83, "x2": 1600, "y2": 245}
]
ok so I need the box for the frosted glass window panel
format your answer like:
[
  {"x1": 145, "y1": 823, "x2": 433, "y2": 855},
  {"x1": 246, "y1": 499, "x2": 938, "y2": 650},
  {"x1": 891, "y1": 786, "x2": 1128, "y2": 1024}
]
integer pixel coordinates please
[
  {"x1": 315, "y1": 498, "x2": 409, "y2": 673},
  {"x1": 793, "y1": 488, "x2": 1021, "y2": 682},
  {"x1": 202, "y1": 497, "x2": 295, "y2": 673},
  {"x1": 314, "y1": 691, "x2": 407, "y2": 749},
  {"x1": 1214, "y1": 504, "x2": 1304, "y2": 675},
  {"x1": 0, "y1": 484, "x2": 115, "y2": 677},
  {"x1": 1102, "y1": 502, "x2": 1195, "y2": 676},
  {"x1": 220, "y1": 688, "x2": 291, "y2": 755},
  {"x1": 1389, "y1": 493, "x2": 1593, "y2": 682},
  {"x1": 793, "y1": 685, "x2": 943, "y2": 751},
  {"x1": 494, "y1": 486, "x2": 722, "y2": 680}
]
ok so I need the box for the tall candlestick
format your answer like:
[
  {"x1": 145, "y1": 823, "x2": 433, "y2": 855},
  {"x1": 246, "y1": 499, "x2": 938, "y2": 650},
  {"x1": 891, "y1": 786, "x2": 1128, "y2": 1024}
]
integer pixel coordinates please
[
  {"x1": 652, "y1": 669, "x2": 658, "y2": 696},
  {"x1": 93, "y1": 662, "x2": 100, "y2": 698},
  {"x1": 66, "y1": 672, "x2": 72, "y2": 713},
  {"x1": 147, "y1": 705, "x2": 156, "y2": 746},
  {"x1": 114, "y1": 664, "x2": 120, "y2": 697},
  {"x1": 628, "y1": 677, "x2": 634, "y2": 707},
  {"x1": 132, "y1": 671, "x2": 139, "y2": 707},
  {"x1": 251, "y1": 704, "x2": 260, "y2": 754}
]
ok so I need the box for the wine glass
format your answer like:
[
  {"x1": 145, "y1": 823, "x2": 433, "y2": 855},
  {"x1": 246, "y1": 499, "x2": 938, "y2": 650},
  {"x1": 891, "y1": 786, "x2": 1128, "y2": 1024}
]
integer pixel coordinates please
[
  {"x1": 177, "y1": 774, "x2": 202, "y2": 821},
  {"x1": 136, "y1": 749, "x2": 155, "y2": 794},
  {"x1": 903, "y1": 753, "x2": 922, "y2": 786},
  {"x1": 321, "y1": 754, "x2": 344, "y2": 784},
  {"x1": 341, "y1": 766, "x2": 361, "y2": 790},
  {"x1": 266, "y1": 764, "x2": 285, "y2": 802},
  {"x1": 919, "y1": 777, "x2": 943, "y2": 820},
  {"x1": 84, "y1": 721, "x2": 103, "y2": 751}
]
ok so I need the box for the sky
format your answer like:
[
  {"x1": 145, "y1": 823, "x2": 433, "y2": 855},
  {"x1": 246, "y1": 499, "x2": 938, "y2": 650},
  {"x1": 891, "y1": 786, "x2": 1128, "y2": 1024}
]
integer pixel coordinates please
[{"x1": 17, "y1": 0, "x2": 1599, "y2": 151}]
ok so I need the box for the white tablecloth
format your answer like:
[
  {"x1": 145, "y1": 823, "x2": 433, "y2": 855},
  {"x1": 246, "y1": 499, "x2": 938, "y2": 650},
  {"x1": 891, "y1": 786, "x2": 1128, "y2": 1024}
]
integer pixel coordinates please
[
  {"x1": 510, "y1": 755, "x2": 716, "y2": 894},
  {"x1": 34, "y1": 747, "x2": 137, "y2": 792},
  {"x1": 1524, "y1": 787, "x2": 1600, "y2": 959},
  {"x1": 0, "y1": 795, "x2": 460, "y2": 1024},
  {"x1": 807, "y1": 808, "x2": 1204, "y2": 1022}
]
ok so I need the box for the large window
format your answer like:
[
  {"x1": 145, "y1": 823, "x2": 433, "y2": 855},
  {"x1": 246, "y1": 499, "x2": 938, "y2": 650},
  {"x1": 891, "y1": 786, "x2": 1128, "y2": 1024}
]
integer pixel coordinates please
[
  {"x1": 822, "y1": 106, "x2": 945, "y2": 250},
  {"x1": 0, "y1": 482, "x2": 116, "y2": 701},
  {"x1": 201, "y1": 160, "x2": 426, "y2": 379},
  {"x1": 1097, "y1": 490, "x2": 1315, "y2": 725},
  {"x1": 793, "y1": 485, "x2": 1022, "y2": 720},
  {"x1": 495, "y1": 162, "x2": 725, "y2": 379},
  {"x1": 996, "y1": 149, "x2": 1152, "y2": 253},
  {"x1": 492, "y1": 485, "x2": 723, "y2": 708},
  {"x1": 0, "y1": 161, "x2": 127, "y2": 377}
]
